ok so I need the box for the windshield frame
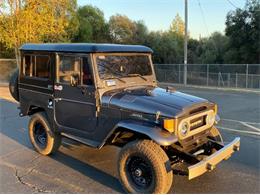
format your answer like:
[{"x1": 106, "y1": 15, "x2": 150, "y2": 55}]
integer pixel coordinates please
[{"x1": 92, "y1": 52, "x2": 157, "y2": 92}]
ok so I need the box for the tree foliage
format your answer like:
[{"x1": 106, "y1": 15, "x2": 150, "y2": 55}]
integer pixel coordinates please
[
  {"x1": 73, "y1": 5, "x2": 108, "y2": 43},
  {"x1": 133, "y1": 20, "x2": 149, "y2": 44},
  {"x1": 0, "y1": 0, "x2": 77, "y2": 61},
  {"x1": 0, "y1": 1, "x2": 259, "y2": 65},
  {"x1": 225, "y1": 0, "x2": 260, "y2": 64},
  {"x1": 145, "y1": 31, "x2": 183, "y2": 64},
  {"x1": 108, "y1": 14, "x2": 136, "y2": 43},
  {"x1": 71, "y1": 1, "x2": 259, "y2": 64},
  {"x1": 169, "y1": 14, "x2": 185, "y2": 37},
  {"x1": 196, "y1": 32, "x2": 228, "y2": 64}
]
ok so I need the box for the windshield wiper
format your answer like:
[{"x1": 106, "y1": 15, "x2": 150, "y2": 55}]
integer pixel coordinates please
[
  {"x1": 127, "y1": 74, "x2": 147, "y2": 81},
  {"x1": 105, "y1": 76, "x2": 126, "y2": 83}
]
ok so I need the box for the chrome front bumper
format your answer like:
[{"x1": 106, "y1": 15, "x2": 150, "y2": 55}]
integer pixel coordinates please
[{"x1": 188, "y1": 137, "x2": 240, "y2": 180}]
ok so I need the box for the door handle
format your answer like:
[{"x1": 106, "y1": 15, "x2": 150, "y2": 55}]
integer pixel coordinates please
[{"x1": 54, "y1": 85, "x2": 63, "y2": 91}]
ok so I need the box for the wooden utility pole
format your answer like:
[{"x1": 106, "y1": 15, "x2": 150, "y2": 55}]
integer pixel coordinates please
[{"x1": 184, "y1": 0, "x2": 188, "y2": 85}]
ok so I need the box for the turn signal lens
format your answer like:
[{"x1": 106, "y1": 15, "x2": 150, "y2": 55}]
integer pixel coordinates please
[
  {"x1": 206, "y1": 111, "x2": 216, "y2": 126},
  {"x1": 163, "y1": 119, "x2": 175, "y2": 133},
  {"x1": 214, "y1": 104, "x2": 218, "y2": 115}
]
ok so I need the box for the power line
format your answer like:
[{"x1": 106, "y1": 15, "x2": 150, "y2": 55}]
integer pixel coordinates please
[
  {"x1": 197, "y1": 0, "x2": 218, "y2": 51},
  {"x1": 197, "y1": 0, "x2": 210, "y2": 37},
  {"x1": 197, "y1": 0, "x2": 210, "y2": 36},
  {"x1": 226, "y1": 0, "x2": 239, "y2": 9}
]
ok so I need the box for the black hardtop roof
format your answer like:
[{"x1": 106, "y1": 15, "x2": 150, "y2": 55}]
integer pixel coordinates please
[{"x1": 20, "y1": 43, "x2": 153, "y2": 53}]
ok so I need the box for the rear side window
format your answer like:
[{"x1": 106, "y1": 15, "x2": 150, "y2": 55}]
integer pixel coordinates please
[
  {"x1": 24, "y1": 55, "x2": 32, "y2": 76},
  {"x1": 35, "y1": 56, "x2": 50, "y2": 78},
  {"x1": 23, "y1": 55, "x2": 50, "y2": 79}
]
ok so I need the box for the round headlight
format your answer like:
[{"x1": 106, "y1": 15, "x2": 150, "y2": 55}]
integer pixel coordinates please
[
  {"x1": 180, "y1": 121, "x2": 189, "y2": 136},
  {"x1": 206, "y1": 112, "x2": 215, "y2": 126}
]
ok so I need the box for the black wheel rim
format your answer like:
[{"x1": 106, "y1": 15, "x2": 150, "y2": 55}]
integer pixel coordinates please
[
  {"x1": 33, "y1": 121, "x2": 47, "y2": 149},
  {"x1": 126, "y1": 155, "x2": 153, "y2": 190}
]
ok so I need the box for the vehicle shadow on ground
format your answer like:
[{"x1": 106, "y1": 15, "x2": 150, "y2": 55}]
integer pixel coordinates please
[
  {"x1": 51, "y1": 149, "x2": 123, "y2": 193},
  {"x1": 0, "y1": 98, "x2": 123, "y2": 193}
]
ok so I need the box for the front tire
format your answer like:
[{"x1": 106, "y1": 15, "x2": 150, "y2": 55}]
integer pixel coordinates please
[
  {"x1": 28, "y1": 112, "x2": 61, "y2": 155},
  {"x1": 209, "y1": 126, "x2": 224, "y2": 144},
  {"x1": 118, "y1": 140, "x2": 173, "y2": 194},
  {"x1": 207, "y1": 126, "x2": 224, "y2": 154}
]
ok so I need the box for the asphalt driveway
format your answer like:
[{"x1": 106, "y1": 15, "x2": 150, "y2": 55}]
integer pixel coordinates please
[{"x1": 0, "y1": 86, "x2": 259, "y2": 193}]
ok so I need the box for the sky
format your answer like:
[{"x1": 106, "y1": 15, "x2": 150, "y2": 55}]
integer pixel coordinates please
[{"x1": 77, "y1": 0, "x2": 246, "y2": 39}]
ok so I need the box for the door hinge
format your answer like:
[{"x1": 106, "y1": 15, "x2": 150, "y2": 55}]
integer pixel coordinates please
[
  {"x1": 96, "y1": 106, "x2": 100, "y2": 117},
  {"x1": 95, "y1": 91, "x2": 101, "y2": 117}
]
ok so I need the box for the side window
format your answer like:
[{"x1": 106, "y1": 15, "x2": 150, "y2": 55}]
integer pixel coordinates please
[
  {"x1": 24, "y1": 55, "x2": 33, "y2": 76},
  {"x1": 82, "y1": 57, "x2": 93, "y2": 85},
  {"x1": 35, "y1": 55, "x2": 50, "y2": 78},
  {"x1": 23, "y1": 55, "x2": 50, "y2": 79},
  {"x1": 58, "y1": 55, "x2": 80, "y2": 84}
]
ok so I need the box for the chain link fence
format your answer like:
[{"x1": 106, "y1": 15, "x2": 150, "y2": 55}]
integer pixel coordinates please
[
  {"x1": 154, "y1": 64, "x2": 260, "y2": 89},
  {"x1": 1, "y1": 59, "x2": 260, "y2": 89}
]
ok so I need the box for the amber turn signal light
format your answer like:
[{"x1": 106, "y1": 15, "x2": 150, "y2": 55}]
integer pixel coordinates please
[
  {"x1": 214, "y1": 104, "x2": 218, "y2": 115},
  {"x1": 163, "y1": 119, "x2": 175, "y2": 133}
]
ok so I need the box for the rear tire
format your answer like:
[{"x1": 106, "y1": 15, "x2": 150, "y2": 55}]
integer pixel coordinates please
[
  {"x1": 28, "y1": 112, "x2": 61, "y2": 155},
  {"x1": 118, "y1": 139, "x2": 173, "y2": 194},
  {"x1": 9, "y1": 69, "x2": 19, "y2": 102}
]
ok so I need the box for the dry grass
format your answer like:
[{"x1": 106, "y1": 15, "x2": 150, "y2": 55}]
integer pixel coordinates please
[
  {"x1": 0, "y1": 86, "x2": 16, "y2": 102},
  {"x1": 0, "y1": 59, "x2": 17, "y2": 82}
]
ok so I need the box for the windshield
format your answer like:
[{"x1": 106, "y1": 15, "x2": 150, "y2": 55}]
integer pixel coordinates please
[{"x1": 96, "y1": 54, "x2": 152, "y2": 80}]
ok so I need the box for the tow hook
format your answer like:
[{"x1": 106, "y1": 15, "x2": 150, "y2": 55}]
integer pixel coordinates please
[
  {"x1": 233, "y1": 145, "x2": 239, "y2": 151},
  {"x1": 206, "y1": 163, "x2": 216, "y2": 171}
]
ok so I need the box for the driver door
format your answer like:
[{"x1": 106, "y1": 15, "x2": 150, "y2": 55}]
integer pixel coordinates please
[{"x1": 54, "y1": 53, "x2": 97, "y2": 137}]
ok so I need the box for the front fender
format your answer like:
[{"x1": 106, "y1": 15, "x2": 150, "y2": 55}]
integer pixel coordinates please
[{"x1": 104, "y1": 120, "x2": 178, "y2": 147}]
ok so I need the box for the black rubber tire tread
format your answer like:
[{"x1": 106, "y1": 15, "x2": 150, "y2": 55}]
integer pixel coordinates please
[
  {"x1": 9, "y1": 69, "x2": 19, "y2": 102},
  {"x1": 28, "y1": 112, "x2": 61, "y2": 155},
  {"x1": 209, "y1": 126, "x2": 224, "y2": 154},
  {"x1": 118, "y1": 139, "x2": 173, "y2": 194}
]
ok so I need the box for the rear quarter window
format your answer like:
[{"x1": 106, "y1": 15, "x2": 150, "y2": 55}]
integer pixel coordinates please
[{"x1": 23, "y1": 54, "x2": 51, "y2": 79}]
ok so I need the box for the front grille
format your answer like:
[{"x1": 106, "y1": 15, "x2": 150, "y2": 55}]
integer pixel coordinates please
[
  {"x1": 177, "y1": 109, "x2": 214, "y2": 141},
  {"x1": 190, "y1": 116, "x2": 206, "y2": 130}
]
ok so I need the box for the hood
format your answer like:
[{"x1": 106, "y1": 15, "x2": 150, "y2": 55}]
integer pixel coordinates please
[{"x1": 101, "y1": 86, "x2": 211, "y2": 118}]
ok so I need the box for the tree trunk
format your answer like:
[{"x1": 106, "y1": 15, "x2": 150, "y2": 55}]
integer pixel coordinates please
[{"x1": 14, "y1": 47, "x2": 20, "y2": 68}]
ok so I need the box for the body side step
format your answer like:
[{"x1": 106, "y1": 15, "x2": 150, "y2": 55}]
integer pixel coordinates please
[{"x1": 61, "y1": 133, "x2": 100, "y2": 148}]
